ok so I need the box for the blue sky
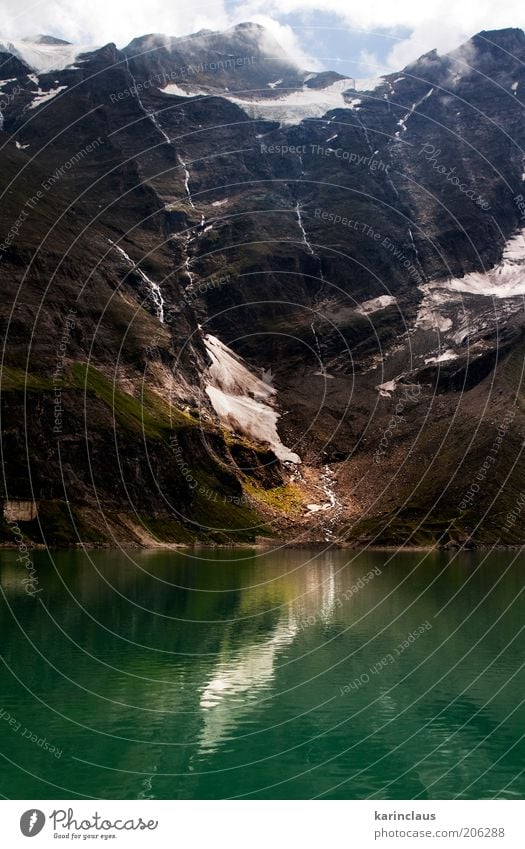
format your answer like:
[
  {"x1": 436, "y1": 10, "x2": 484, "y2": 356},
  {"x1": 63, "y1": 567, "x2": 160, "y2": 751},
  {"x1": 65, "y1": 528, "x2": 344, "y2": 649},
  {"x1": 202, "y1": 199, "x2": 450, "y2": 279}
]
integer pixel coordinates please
[{"x1": 265, "y1": 13, "x2": 413, "y2": 76}]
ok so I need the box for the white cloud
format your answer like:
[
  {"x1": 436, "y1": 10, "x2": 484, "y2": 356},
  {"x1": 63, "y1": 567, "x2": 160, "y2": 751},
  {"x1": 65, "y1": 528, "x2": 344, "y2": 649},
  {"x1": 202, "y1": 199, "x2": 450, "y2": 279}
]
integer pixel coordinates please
[
  {"x1": 358, "y1": 48, "x2": 388, "y2": 77},
  {"x1": 0, "y1": 0, "x2": 229, "y2": 46},
  {"x1": 384, "y1": 19, "x2": 489, "y2": 71},
  {"x1": 0, "y1": 0, "x2": 322, "y2": 73},
  {"x1": 243, "y1": 0, "x2": 525, "y2": 33},
  {"x1": 241, "y1": 0, "x2": 525, "y2": 71},
  {"x1": 243, "y1": 14, "x2": 323, "y2": 69},
  {"x1": 1, "y1": 0, "x2": 524, "y2": 72}
]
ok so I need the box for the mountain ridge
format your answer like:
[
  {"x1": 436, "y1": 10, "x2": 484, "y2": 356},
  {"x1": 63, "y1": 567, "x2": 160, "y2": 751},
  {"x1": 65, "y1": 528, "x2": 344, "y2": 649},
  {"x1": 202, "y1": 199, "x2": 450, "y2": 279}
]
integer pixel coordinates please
[{"x1": 1, "y1": 22, "x2": 525, "y2": 547}]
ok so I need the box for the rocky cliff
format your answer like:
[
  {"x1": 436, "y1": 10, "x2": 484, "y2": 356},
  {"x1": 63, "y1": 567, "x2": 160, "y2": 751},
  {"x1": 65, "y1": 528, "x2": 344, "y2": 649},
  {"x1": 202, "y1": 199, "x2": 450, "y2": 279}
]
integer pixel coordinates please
[{"x1": 1, "y1": 23, "x2": 525, "y2": 546}]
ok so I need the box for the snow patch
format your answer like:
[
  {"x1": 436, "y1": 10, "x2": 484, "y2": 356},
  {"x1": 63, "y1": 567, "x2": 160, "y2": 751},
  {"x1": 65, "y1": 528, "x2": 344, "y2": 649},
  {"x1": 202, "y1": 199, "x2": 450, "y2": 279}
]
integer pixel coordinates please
[
  {"x1": 162, "y1": 83, "x2": 207, "y2": 98},
  {"x1": 354, "y1": 76, "x2": 384, "y2": 91},
  {"x1": 415, "y1": 300, "x2": 453, "y2": 332},
  {"x1": 28, "y1": 84, "x2": 67, "y2": 109},
  {"x1": 415, "y1": 228, "x2": 525, "y2": 336},
  {"x1": 356, "y1": 295, "x2": 397, "y2": 315},
  {"x1": 227, "y1": 79, "x2": 353, "y2": 125},
  {"x1": 204, "y1": 334, "x2": 300, "y2": 463},
  {"x1": 424, "y1": 349, "x2": 458, "y2": 364},
  {"x1": 0, "y1": 38, "x2": 95, "y2": 73},
  {"x1": 428, "y1": 229, "x2": 525, "y2": 299},
  {"x1": 376, "y1": 379, "x2": 397, "y2": 397}
]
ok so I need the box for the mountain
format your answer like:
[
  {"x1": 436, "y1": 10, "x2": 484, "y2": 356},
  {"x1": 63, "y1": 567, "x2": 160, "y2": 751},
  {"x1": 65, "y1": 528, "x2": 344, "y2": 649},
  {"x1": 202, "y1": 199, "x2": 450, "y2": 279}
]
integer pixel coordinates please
[{"x1": 1, "y1": 22, "x2": 525, "y2": 547}]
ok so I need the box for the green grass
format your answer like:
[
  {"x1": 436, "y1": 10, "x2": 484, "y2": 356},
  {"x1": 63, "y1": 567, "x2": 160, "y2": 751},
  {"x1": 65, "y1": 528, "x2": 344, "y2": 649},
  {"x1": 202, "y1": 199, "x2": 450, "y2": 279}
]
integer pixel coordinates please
[
  {"x1": 142, "y1": 499, "x2": 265, "y2": 545},
  {"x1": 0, "y1": 363, "x2": 272, "y2": 545},
  {"x1": 0, "y1": 366, "x2": 54, "y2": 391},
  {"x1": 188, "y1": 477, "x2": 266, "y2": 543},
  {"x1": 70, "y1": 362, "x2": 195, "y2": 438},
  {"x1": 245, "y1": 483, "x2": 305, "y2": 516},
  {"x1": 139, "y1": 516, "x2": 197, "y2": 544}
]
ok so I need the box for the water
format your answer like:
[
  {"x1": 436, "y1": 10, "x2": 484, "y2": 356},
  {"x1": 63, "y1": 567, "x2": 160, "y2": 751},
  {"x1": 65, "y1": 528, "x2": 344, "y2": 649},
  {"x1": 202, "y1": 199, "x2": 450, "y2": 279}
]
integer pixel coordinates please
[{"x1": 0, "y1": 546, "x2": 524, "y2": 800}]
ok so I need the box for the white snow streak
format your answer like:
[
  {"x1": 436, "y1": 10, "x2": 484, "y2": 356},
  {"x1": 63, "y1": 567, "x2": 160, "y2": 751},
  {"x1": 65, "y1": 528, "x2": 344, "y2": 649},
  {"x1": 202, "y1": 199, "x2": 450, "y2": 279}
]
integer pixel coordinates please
[
  {"x1": 397, "y1": 87, "x2": 434, "y2": 134},
  {"x1": 424, "y1": 349, "x2": 458, "y2": 364},
  {"x1": 295, "y1": 202, "x2": 314, "y2": 254},
  {"x1": 162, "y1": 83, "x2": 207, "y2": 98},
  {"x1": 356, "y1": 295, "x2": 397, "y2": 314},
  {"x1": 204, "y1": 334, "x2": 300, "y2": 463},
  {"x1": 28, "y1": 85, "x2": 67, "y2": 109}
]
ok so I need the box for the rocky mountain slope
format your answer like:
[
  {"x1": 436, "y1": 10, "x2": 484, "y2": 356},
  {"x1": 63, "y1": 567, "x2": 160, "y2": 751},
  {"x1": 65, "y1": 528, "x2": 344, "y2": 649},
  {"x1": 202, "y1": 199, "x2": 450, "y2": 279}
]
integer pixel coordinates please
[{"x1": 1, "y1": 22, "x2": 525, "y2": 546}]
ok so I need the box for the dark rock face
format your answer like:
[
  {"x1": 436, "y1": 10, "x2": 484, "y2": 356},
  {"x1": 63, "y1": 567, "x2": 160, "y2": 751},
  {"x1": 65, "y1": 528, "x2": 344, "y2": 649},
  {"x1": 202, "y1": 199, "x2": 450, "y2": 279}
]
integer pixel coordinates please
[
  {"x1": 122, "y1": 22, "x2": 314, "y2": 94},
  {"x1": 1, "y1": 23, "x2": 525, "y2": 545}
]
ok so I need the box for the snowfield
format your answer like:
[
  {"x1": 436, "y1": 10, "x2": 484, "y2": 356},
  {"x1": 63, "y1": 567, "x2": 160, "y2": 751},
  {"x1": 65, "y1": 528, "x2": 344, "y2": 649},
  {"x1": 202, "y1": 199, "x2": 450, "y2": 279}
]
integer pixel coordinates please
[
  {"x1": 204, "y1": 334, "x2": 300, "y2": 463},
  {"x1": 0, "y1": 38, "x2": 96, "y2": 73},
  {"x1": 416, "y1": 228, "x2": 525, "y2": 333},
  {"x1": 227, "y1": 79, "x2": 355, "y2": 125},
  {"x1": 162, "y1": 78, "x2": 357, "y2": 125}
]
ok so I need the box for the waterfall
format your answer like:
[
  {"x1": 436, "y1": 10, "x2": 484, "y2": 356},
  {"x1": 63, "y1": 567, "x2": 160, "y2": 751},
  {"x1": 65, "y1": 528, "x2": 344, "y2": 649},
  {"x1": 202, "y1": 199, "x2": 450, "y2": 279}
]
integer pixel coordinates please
[
  {"x1": 408, "y1": 226, "x2": 425, "y2": 281},
  {"x1": 108, "y1": 239, "x2": 165, "y2": 322},
  {"x1": 295, "y1": 201, "x2": 315, "y2": 254},
  {"x1": 178, "y1": 155, "x2": 195, "y2": 209},
  {"x1": 124, "y1": 58, "x2": 171, "y2": 145}
]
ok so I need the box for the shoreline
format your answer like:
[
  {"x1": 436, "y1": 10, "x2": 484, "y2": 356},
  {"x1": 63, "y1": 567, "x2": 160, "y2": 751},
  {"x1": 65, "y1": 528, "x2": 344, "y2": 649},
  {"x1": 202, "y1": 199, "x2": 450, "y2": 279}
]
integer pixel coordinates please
[{"x1": 0, "y1": 541, "x2": 523, "y2": 552}]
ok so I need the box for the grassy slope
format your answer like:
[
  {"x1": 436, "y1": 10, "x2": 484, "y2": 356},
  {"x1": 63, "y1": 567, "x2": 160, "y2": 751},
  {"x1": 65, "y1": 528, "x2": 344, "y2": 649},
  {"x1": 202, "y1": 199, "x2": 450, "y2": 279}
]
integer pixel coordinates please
[{"x1": 0, "y1": 362, "x2": 272, "y2": 546}]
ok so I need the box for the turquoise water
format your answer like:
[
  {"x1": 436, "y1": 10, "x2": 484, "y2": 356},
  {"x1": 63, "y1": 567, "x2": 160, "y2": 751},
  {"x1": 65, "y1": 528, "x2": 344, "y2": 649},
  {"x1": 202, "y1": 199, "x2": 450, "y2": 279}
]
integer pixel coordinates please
[{"x1": 0, "y1": 546, "x2": 524, "y2": 799}]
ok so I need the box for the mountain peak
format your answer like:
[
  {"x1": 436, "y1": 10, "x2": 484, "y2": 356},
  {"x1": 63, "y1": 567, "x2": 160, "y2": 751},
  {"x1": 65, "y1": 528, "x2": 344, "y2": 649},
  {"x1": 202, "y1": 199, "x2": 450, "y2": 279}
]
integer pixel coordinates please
[
  {"x1": 474, "y1": 26, "x2": 525, "y2": 42},
  {"x1": 230, "y1": 21, "x2": 266, "y2": 32},
  {"x1": 0, "y1": 34, "x2": 95, "y2": 72},
  {"x1": 470, "y1": 27, "x2": 525, "y2": 55},
  {"x1": 21, "y1": 34, "x2": 72, "y2": 46}
]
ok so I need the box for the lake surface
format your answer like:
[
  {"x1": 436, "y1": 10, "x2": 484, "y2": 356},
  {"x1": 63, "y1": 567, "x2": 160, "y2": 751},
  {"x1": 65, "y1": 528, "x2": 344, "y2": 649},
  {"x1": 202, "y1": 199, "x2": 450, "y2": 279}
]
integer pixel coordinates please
[{"x1": 0, "y1": 546, "x2": 524, "y2": 799}]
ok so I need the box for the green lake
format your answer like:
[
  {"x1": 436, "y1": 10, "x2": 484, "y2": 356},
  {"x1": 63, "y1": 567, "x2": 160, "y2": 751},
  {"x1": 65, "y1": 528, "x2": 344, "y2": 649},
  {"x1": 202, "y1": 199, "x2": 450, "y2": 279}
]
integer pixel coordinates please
[{"x1": 0, "y1": 546, "x2": 524, "y2": 799}]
